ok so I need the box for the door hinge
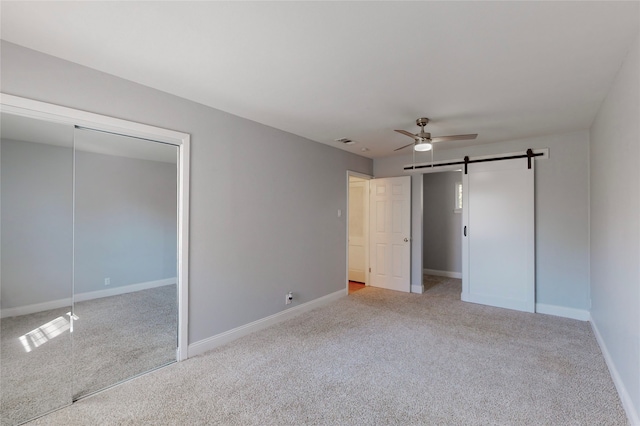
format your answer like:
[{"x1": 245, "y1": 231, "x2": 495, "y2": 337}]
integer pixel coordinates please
[{"x1": 369, "y1": 268, "x2": 371, "y2": 272}]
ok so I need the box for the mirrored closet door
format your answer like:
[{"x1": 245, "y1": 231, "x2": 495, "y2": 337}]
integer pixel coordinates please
[
  {"x1": 0, "y1": 113, "x2": 75, "y2": 425},
  {"x1": 1, "y1": 110, "x2": 181, "y2": 425},
  {"x1": 72, "y1": 127, "x2": 178, "y2": 399}
]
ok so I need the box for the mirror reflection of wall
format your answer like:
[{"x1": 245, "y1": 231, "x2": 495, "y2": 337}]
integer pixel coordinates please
[
  {"x1": 1, "y1": 114, "x2": 179, "y2": 425},
  {"x1": 1, "y1": 113, "x2": 75, "y2": 424}
]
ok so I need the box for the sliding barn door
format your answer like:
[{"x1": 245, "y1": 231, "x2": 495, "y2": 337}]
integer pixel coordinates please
[
  {"x1": 462, "y1": 158, "x2": 535, "y2": 312},
  {"x1": 369, "y1": 176, "x2": 411, "y2": 293}
]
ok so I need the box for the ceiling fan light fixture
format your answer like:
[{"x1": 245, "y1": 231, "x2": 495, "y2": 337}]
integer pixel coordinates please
[
  {"x1": 414, "y1": 141, "x2": 433, "y2": 152},
  {"x1": 394, "y1": 117, "x2": 478, "y2": 153}
]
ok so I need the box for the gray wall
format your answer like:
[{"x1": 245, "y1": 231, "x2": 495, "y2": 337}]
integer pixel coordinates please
[
  {"x1": 423, "y1": 172, "x2": 462, "y2": 273},
  {"x1": 0, "y1": 139, "x2": 73, "y2": 309},
  {"x1": 590, "y1": 34, "x2": 639, "y2": 421},
  {"x1": 375, "y1": 129, "x2": 590, "y2": 311},
  {"x1": 74, "y1": 150, "x2": 177, "y2": 294},
  {"x1": 1, "y1": 139, "x2": 178, "y2": 308},
  {"x1": 0, "y1": 42, "x2": 373, "y2": 342}
]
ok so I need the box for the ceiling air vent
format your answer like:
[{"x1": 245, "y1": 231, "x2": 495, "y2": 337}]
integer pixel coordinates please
[{"x1": 335, "y1": 138, "x2": 355, "y2": 145}]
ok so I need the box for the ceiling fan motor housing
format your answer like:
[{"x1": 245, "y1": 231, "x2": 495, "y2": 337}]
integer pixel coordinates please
[{"x1": 416, "y1": 117, "x2": 430, "y2": 127}]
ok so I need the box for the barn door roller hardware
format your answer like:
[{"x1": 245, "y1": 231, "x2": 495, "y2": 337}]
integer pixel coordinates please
[{"x1": 404, "y1": 148, "x2": 544, "y2": 173}]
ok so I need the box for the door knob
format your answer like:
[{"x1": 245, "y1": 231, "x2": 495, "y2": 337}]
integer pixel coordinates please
[{"x1": 404, "y1": 238, "x2": 409, "y2": 242}]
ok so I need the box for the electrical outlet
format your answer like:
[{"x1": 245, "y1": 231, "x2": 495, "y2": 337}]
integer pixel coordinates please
[
  {"x1": 285, "y1": 292, "x2": 293, "y2": 305},
  {"x1": 104, "y1": 277, "x2": 111, "y2": 286}
]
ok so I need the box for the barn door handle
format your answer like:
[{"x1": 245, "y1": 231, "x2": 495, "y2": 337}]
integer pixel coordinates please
[{"x1": 464, "y1": 226, "x2": 467, "y2": 236}]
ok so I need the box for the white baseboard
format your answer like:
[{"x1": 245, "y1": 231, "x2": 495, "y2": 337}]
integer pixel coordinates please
[
  {"x1": 74, "y1": 277, "x2": 176, "y2": 303},
  {"x1": 1, "y1": 278, "x2": 176, "y2": 318},
  {"x1": 423, "y1": 268, "x2": 462, "y2": 279},
  {"x1": 463, "y1": 292, "x2": 533, "y2": 313},
  {"x1": 188, "y1": 289, "x2": 346, "y2": 358},
  {"x1": 411, "y1": 284, "x2": 424, "y2": 294},
  {"x1": 590, "y1": 317, "x2": 640, "y2": 425},
  {"x1": 1, "y1": 297, "x2": 72, "y2": 319},
  {"x1": 535, "y1": 303, "x2": 590, "y2": 321}
]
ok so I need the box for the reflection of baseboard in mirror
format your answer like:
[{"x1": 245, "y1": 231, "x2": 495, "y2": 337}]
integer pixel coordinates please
[{"x1": 0, "y1": 278, "x2": 177, "y2": 318}]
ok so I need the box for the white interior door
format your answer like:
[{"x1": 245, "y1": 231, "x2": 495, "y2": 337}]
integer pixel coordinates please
[
  {"x1": 348, "y1": 179, "x2": 367, "y2": 283},
  {"x1": 462, "y1": 158, "x2": 535, "y2": 312},
  {"x1": 369, "y1": 176, "x2": 411, "y2": 292}
]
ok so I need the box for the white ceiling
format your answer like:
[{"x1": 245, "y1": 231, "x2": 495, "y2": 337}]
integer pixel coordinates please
[{"x1": 1, "y1": 1, "x2": 638, "y2": 159}]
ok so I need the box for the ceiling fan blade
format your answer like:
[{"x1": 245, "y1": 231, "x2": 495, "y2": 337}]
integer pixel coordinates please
[
  {"x1": 395, "y1": 129, "x2": 421, "y2": 140},
  {"x1": 431, "y1": 134, "x2": 478, "y2": 143},
  {"x1": 394, "y1": 142, "x2": 416, "y2": 151}
]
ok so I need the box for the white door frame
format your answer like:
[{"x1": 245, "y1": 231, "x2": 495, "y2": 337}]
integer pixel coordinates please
[
  {"x1": 0, "y1": 93, "x2": 190, "y2": 361},
  {"x1": 346, "y1": 171, "x2": 372, "y2": 293}
]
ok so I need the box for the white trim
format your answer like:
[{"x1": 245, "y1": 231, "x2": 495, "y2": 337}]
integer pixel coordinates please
[
  {"x1": 1, "y1": 278, "x2": 176, "y2": 318},
  {"x1": 591, "y1": 318, "x2": 640, "y2": 425},
  {"x1": 188, "y1": 289, "x2": 346, "y2": 358},
  {"x1": 411, "y1": 284, "x2": 424, "y2": 294},
  {"x1": 177, "y1": 134, "x2": 190, "y2": 361},
  {"x1": 403, "y1": 148, "x2": 550, "y2": 173},
  {"x1": 1, "y1": 93, "x2": 190, "y2": 361},
  {"x1": 347, "y1": 170, "x2": 372, "y2": 180},
  {"x1": 534, "y1": 303, "x2": 590, "y2": 321},
  {"x1": 423, "y1": 268, "x2": 462, "y2": 279}
]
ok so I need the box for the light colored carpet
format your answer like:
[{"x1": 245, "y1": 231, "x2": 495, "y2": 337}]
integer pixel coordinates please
[
  {"x1": 1, "y1": 285, "x2": 177, "y2": 425},
  {"x1": 0, "y1": 306, "x2": 72, "y2": 425},
  {"x1": 72, "y1": 284, "x2": 177, "y2": 399},
  {"x1": 24, "y1": 276, "x2": 627, "y2": 425}
]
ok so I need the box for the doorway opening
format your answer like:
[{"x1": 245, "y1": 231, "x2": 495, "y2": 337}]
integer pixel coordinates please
[
  {"x1": 346, "y1": 172, "x2": 413, "y2": 295},
  {"x1": 346, "y1": 172, "x2": 371, "y2": 295},
  {"x1": 422, "y1": 169, "x2": 463, "y2": 297}
]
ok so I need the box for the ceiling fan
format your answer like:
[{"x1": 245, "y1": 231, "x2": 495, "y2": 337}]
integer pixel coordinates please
[{"x1": 394, "y1": 117, "x2": 478, "y2": 152}]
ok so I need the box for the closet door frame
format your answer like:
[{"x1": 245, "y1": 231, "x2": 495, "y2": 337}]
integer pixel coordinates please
[{"x1": 0, "y1": 93, "x2": 190, "y2": 361}]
